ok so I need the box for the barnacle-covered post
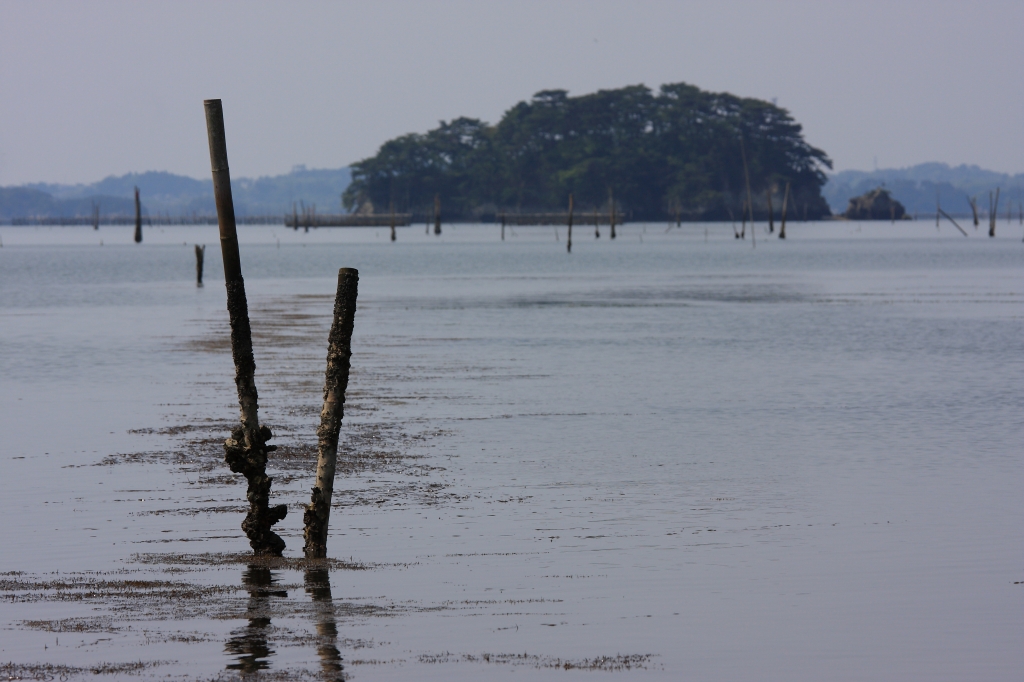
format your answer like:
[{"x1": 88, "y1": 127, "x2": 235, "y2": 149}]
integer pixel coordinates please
[
  {"x1": 205, "y1": 98, "x2": 286, "y2": 556},
  {"x1": 304, "y1": 268, "x2": 359, "y2": 558}
]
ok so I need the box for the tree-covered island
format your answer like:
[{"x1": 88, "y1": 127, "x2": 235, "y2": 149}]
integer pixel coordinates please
[{"x1": 343, "y1": 83, "x2": 833, "y2": 221}]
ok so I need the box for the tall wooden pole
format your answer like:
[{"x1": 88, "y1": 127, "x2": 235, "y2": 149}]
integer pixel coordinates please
[
  {"x1": 434, "y1": 194, "x2": 441, "y2": 235},
  {"x1": 389, "y1": 201, "x2": 396, "y2": 242},
  {"x1": 766, "y1": 188, "x2": 774, "y2": 234},
  {"x1": 204, "y1": 98, "x2": 286, "y2": 556},
  {"x1": 566, "y1": 194, "x2": 574, "y2": 253},
  {"x1": 195, "y1": 244, "x2": 205, "y2": 286},
  {"x1": 133, "y1": 187, "x2": 142, "y2": 243},
  {"x1": 740, "y1": 137, "x2": 754, "y2": 247},
  {"x1": 968, "y1": 195, "x2": 979, "y2": 227},
  {"x1": 304, "y1": 268, "x2": 359, "y2": 558},
  {"x1": 779, "y1": 182, "x2": 790, "y2": 239},
  {"x1": 608, "y1": 188, "x2": 616, "y2": 239}
]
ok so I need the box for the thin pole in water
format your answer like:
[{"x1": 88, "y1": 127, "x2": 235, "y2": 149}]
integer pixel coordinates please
[
  {"x1": 204, "y1": 98, "x2": 286, "y2": 556},
  {"x1": 134, "y1": 187, "x2": 142, "y2": 243},
  {"x1": 304, "y1": 268, "x2": 358, "y2": 558},
  {"x1": 434, "y1": 194, "x2": 441, "y2": 235},
  {"x1": 779, "y1": 182, "x2": 790, "y2": 239},
  {"x1": 608, "y1": 188, "x2": 616, "y2": 240},
  {"x1": 567, "y1": 194, "x2": 574, "y2": 253},
  {"x1": 740, "y1": 137, "x2": 754, "y2": 248},
  {"x1": 195, "y1": 244, "x2": 205, "y2": 286}
]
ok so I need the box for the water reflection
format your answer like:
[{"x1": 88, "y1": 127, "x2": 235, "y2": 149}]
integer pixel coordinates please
[
  {"x1": 305, "y1": 567, "x2": 345, "y2": 680},
  {"x1": 225, "y1": 565, "x2": 287, "y2": 672}
]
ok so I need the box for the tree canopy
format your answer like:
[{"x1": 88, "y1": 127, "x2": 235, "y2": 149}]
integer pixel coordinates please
[{"x1": 344, "y1": 83, "x2": 833, "y2": 221}]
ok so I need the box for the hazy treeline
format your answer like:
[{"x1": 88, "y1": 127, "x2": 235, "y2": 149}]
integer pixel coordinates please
[
  {"x1": 343, "y1": 83, "x2": 833, "y2": 221},
  {"x1": 1, "y1": 167, "x2": 352, "y2": 221},
  {"x1": 823, "y1": 163, "x2": 1024, "y2": 217}
]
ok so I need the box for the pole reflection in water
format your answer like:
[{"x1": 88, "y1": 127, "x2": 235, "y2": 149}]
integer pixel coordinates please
[
  {"x1": 225, "y1": 565, "x2": 287, "y2": 673},
  {"x1": 305, "y1": 567, "x2": 345, "y2": 679}
]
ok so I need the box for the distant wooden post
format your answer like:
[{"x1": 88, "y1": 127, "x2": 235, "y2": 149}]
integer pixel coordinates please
[
  {"x1": 594, "y1": 207, "x2": 600, "y2": 239},
  {"x1": 389, "y1": 201, "x2": 396, "y2": 242},
  {"x1": 204, "y1": 98, "x2": 286, "y2": 556},
  {"x1": 501, "y1": 211, "x2": 506, "y2": 241},
  {"x1": 608, "y1": 188, "x2": 617, "y2": 239},
  {"x1": 195, "y1": 244, "x2": 205, "y2": 286},
  {"x1": 989, "y1": 188, "x2": 1000, "y2": 237},
  {"x1": 304, "y1": 267, "x2": 359, "y2": 559},
  {"x1": 967, "y1": 195, "x2": 979, "y2": 227},
  {"x1": 133, "y1": 187, "x2": 143, "y2": 243},
  {"x1": 567, "y1": 194, "x2": 574, "y2": 253},
  {"x1": 740, "y1": 138, "x2": 754, "y2": 246},
  {"x1": 766, "y1": 188, "x2": 774, "y2": 233},
  {"x1": 779, "y1": 182, "x2": 790, "y2": 239},
  {"x1": 740, "y1": 198, "x2": 747, "y2": 239},
  {"x1": 433, "y1": 194, "x2": 441, "y2": 235}
]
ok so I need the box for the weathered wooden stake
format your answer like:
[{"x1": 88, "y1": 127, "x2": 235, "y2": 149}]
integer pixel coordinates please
[
  {"x1": 779, "y1": 182, "x2": 790, "y2": 239},
  {"x1": 433, "y1": 194, "x2": 442, "y2": 235},
  {"x1": 205, "y1": 98, "x2": 286, "y2": 556},
  {"x1": 133, "y1": 187, "x2": 143, "y2": 243},
  {"x1": 608, "y1": 189, "x2": 617, "y2": 239},
  {"x1": 501, "y1": 211, "x2": 506, "y2": 241},
  {"x1": 740, "y1": 137, "x2": 754, "y2": 247},
  {"x1": 304, "y1": 268, "x2": 359, "y2": 559},
  {"x1": 566, "y1": 194, "x2": 574, "y2": 253},
  {"x1": 195, "y1": 244, "x2": 205, "y2": 286},
  {"x1": 766, "y1": 188, "x2": 774, "y2": 233},
  {"x1": 989, "y1": 188, "x2": 1000, "y2": 237},
  {"x1": 967, "y1": 195, "x2": 979, "y2": 227},
  {"x1": 938, "y1": 207, "x2": 968, "y2": 236},
  {"x1": 389, "y1": 201, "x2": 396, "y2": 242}
]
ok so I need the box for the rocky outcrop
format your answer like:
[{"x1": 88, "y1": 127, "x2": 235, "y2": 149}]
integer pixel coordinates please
[{"x1": 844, "y1": 188, "x2": 906, "y2": 220}]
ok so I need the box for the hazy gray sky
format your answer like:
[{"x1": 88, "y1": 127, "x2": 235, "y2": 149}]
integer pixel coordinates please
[{"x1": 1, "y1": 0, "x2": 1021, "y2": 185}]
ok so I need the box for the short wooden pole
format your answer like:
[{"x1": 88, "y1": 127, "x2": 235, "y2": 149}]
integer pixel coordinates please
[
  {"x1": 566, "y1": 194, "x2": 574, "y2": 253},
  {"x1": 195, "y1": 244, "x2": 205, "y2": 286},
  {"x1": 766, "y1": 188, "x2": 774, "y2": 233},
  {"x1": 990, "y1": 187, "x2": 1000, "y2": 237},
  {"x1": 389, "y1": 201, "x2": 396, "y2": 242},
  {"x1": 740, "y1": 137, "x2": 754, "y2": 245},
  {"x1": 304, "y1": 268, "x2": 359, "y2": 558},
  {"x1": 205, "y1": 98, "x2": 286, "y2": 556},
  {"x1": 434, "y1": 194, "x2": 442, "y2": 235},
  {"x1": 779, "y1": 182, "x2": 790, "y2": 239},
  {"x1": 608, "y1": 189, "x2": 616, "y2": 239},
  {"x1": 967, "y1": 195, "x2": 979, "y2": 227},
  {"x1": 133, "y1": 187, "x2": 143, "y2": 243}
]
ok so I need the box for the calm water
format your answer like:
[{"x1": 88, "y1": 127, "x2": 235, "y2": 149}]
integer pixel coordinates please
[{"x1": 1, "y1": 221, "x2": 1022, "y2": 680}]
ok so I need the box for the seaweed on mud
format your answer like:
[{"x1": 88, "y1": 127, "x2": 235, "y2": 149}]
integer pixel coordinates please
[
  {"x1": 416, "y1": 652, "x2": 657, "y2": 670},
  {"x1": 0, "y1": 661, "x2": 171, "y2": 678},
  {"x1": 128, "y1": 553, "x2": 372, "y2": 571}
]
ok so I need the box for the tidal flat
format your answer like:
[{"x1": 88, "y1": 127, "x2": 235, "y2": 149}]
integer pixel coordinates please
[{"x1": 1, "y1": 222, "x2": 1022, "y2": 680}]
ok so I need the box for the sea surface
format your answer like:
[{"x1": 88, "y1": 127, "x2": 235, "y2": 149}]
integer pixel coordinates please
[{"x1": 1, "y1": 220, "x2": 1022, "y2": 680}]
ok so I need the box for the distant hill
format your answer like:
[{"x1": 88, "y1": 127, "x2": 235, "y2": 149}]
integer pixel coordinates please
[
  {"x1": 824, "y1": 163, "x2": 1024, "y2": 217},
  {"x1": 2, "y1": 166, "x2": 351, "y2": 221}
]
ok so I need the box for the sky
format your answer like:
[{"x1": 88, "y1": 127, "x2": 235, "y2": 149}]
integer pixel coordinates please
[{"x1": 1, "y1": 0, "x2": 1022, "y2": 186}]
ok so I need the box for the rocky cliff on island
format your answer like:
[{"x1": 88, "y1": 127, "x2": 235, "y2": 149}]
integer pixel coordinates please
[{"x1": 844, "y1": 188, "x2": 907, "y2": 220}]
